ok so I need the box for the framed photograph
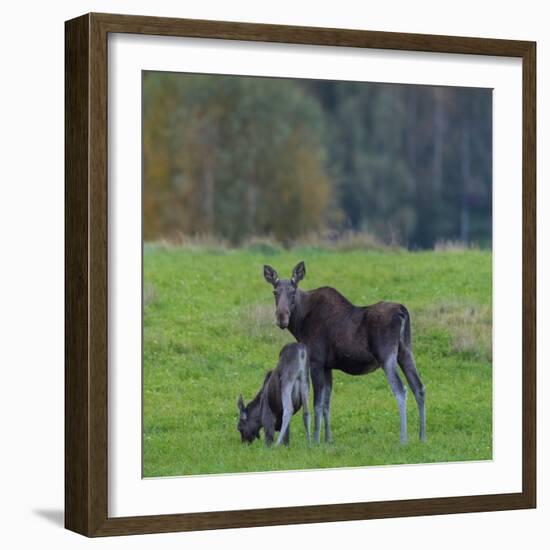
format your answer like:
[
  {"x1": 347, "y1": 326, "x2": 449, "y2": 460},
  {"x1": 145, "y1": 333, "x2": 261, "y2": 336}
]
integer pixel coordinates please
[{"x1": 65, "y1": 12, "x2": 536, "y2": 537}]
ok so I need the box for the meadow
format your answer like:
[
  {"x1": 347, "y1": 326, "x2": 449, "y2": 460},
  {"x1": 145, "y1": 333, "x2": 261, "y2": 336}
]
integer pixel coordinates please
[{"x1": 143, "y1": 243, "x2": 492, "y2": 477}]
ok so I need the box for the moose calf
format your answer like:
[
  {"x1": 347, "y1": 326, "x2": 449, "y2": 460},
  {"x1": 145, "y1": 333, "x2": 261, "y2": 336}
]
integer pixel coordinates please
[{"x1": 237, "y1": 343, "x2": 310, "y2": 447}]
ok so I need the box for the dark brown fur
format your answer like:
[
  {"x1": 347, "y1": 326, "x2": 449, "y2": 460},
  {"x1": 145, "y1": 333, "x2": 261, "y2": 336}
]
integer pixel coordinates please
[{"x1": 264, "y1": 262, "x2": 425, "y2": 444}]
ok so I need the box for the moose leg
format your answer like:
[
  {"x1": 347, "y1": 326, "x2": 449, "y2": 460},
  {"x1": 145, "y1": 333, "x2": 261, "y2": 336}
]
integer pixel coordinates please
[
  {"x1": 276, "y1": 385, "x2": 294, "y2": 446},
  {"x1": 382, "y1": 354, "x2": 408, "y2": 444},
  {"x1": 310, "y1": 366, "x2": 326, "y2": 444},
  {"x1": 282, "y1": 426, "x2": 290, "y2": 446},
  {"x1": 322, "y1": 368, "x2": 333, "y2": 443},
  {"x1": 300, "y1": 376, "x2": 311, "y2": 444},
  {"x1": 262, "y1": 408, "x2": 276, "y2": 447},
  {"x1": 398, "y1": 346, "x2": 426, "y2": 442}
]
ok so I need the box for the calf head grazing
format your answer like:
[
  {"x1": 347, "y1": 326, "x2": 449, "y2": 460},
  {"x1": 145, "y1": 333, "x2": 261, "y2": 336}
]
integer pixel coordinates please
[
  {"x1": 264, "y1": 262, "x2": 305, "y2": 329},
  {"x1": 237, "y1": 379, "x2": 266, "y2": 444},
  {"x1": 237, "y1": 405, "x2": 259, "y2": 443}
]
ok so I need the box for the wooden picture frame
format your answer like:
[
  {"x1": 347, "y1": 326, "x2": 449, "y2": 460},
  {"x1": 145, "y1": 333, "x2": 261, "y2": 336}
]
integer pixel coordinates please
[{"x1": 65, "y1": 12, "x2": 536, "y2": 537}]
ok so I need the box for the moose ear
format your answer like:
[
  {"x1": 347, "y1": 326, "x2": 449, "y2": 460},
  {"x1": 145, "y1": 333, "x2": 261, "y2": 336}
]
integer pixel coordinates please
[
  {"x1": 291, "y1": 261, "x2": 306, "y2": 285},
  {"x1": 263, "y1": 265, "x2": 279, "y2": 287},
  {"x1": 237, "y1": 394, "x2": 245, "y2": 412}
]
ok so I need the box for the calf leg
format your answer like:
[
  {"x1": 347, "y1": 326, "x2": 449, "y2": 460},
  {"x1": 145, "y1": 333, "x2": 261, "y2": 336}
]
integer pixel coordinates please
[
  {"x1": 300, "y1": 375, "x2": 311, "y2": 444},
  {"x1": 322, "y1": 368, "x2": 333, "y2": 443},
  {"x1": 310, "y1": 366, "x2": 326, "y2": 444},
  {"x1": 398, "y1": 346, "x2": 426, "y2": 442},
  {"x1": 282, "y1": 426, "x2": 290, "y2": 446},
  {"x1": 382, "y1": 353, "x2": 408, "y2": 444},
  {"x1": 261, "y1": 407, "x2": 276, "y2": 447},
  {"x1": 276, "y1": 385, "x2": 294, "y2": 446},
  {"x1": 264, "y1": 427, "x2": 275, "y2": 447}
]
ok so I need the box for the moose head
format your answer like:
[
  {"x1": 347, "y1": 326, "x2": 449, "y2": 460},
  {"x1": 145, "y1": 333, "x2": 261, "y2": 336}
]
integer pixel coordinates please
[
  {"x1": 263, "y1": 261, "x2": 306, "y2": 329},
  {"x1": 237, "y1": 394, "x2": 260, "y2": 443}
]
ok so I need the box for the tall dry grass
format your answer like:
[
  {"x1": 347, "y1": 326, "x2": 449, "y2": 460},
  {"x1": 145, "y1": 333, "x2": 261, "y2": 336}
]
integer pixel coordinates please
[
  {"x1": 146, "y1": 230, "x2": 395, "y2": 252},
  {"x1": 434, "y1": 239, "x2": 481, "y2": 252},
  {"x1": 416, "y1": 300, "x2": 492, "y2": 361}
]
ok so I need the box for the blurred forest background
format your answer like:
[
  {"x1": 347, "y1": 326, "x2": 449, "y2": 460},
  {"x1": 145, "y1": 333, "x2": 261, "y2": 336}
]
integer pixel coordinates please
[{"x1": 143, "y1": 72, "x2": 492, "y2": 249}]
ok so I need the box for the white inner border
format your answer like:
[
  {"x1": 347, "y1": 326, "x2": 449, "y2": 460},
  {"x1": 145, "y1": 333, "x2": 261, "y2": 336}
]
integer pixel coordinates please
[{"x1": 108, "y1": 33, "x2": 523, "y2": 518}]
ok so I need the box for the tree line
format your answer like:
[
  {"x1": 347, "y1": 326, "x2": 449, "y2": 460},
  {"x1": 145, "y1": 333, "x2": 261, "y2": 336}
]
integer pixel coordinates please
[{"x1": 143, "y1": 72, "x2": 492, "y2": 248}]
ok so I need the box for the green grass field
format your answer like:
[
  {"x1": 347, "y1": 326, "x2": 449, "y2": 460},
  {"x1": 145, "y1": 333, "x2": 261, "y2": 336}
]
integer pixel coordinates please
[{"x1": 143, "y1": 244, "x2": 492, "y2": 477}]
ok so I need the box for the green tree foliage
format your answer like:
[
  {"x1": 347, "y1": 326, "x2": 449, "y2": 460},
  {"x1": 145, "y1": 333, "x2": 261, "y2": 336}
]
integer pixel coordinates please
[
  {"x1": 143, "y1": 73, "x2": 492, "y2": 248},
  {"x1": 143, "y1": 73, "x2": 331, "y2": 243},
  {"x1": 304, "y1": 80, "x2": 492, "y2": 248}
]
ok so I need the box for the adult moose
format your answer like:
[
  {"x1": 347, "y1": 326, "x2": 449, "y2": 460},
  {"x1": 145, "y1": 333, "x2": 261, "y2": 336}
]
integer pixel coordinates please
[{"x1": 263, "y1": 261, "x2": 426, "y2": 444}]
